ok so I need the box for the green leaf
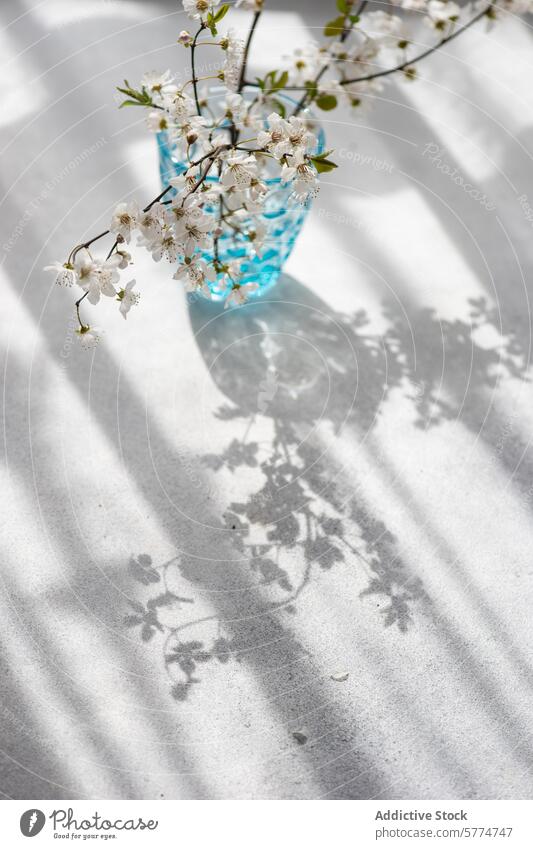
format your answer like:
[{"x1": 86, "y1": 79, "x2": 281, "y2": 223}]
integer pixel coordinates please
[
  {"x1": 275, "y1": 70, "x2": 289, "y2": 91},
  {"x1": 214, "y1": 3, "x2": 230, "y2": 22},
  {"x1": 119, "y1": 99, "x2": 144, "y2": 108},
  {"x1": 116, "y1": 82, "x2": 152, "y2": 106},
  {"x1": 262, "y1": 69, "x2": 289, "y2": 95},
  {"x1": 310, "y1": 156, "x2": 338, "y2": 173},
  {"x1": 324, "y1": 16, "x2": 345, "y2": 37},
  {"x1": 206, "y1": 5, "x2": 229, "y2": 36},
  {"x1": 271, "y1": 98, "x2": 286, "y2": 118},
  {"x1": 312, "y1": 149, "x2": 335, "y2": 160},
  {"x1": 336, "y1": 0, "x2": 349, "y2": 12},
  {"x1": 315, "y1": 93, "x2": 337, "y2": 111}
]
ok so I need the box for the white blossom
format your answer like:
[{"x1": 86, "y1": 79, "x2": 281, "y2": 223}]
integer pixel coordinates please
[
  {"x1": 258, "y1": 113, "x2": 317, "y2": 159},
  {"x1": 182, "y1": 0, "x2": 218, "y2": 21},
  {"x1": 115, "y1": 249, "x2": 132, "y2": 269},
  {"x1": 388, "y1": 0, "x2": 428, "y2": 9},
  {"x1": 145, "y1": 229, "x2": 180, "y2": 263},
  {"x1": 146, "y1": 111, "x2": 171, "y2": 133},
  {"x1": 221, "y1": 152, "x2": 259, "y2": 189},
  {"x1": 425, "y1": 0, "x2": 461, "y2": 28},
  {"x1": 164, "y1": 89, "x2": 196, "y2": 120},
  {"x1": 44, "y1": 261, "x2": 77, "y2": 287},
  {"x1": 141, "y1": 70, "x2": 174, "y2": 95},
  {"x1": 236, "y1": 0, "x2": 263, "y2": 9},
  {"x1": 285, "y1": 43, "x2": 328, "y2": 85},
  {"x1": 117, "y1": 279, "x2": 140, "y2": 319},
  {"x1": 172, "y1": 201, "x2": 214, "y2": 255},
  {"x1": 488, "y1": 0, "x2": 533, "y2": 12},
  {"x1": 76, "y1": 324, "x2": 103, "y2": 348},
  {"x1": 221, "y1": 29, "x2": 244, "y2": 91},
  {"x1": 174, "y1": 114, "x2": 211, "y2": 149},
  {"x1": 364, "y1": 11, "x2": 408, "y2": 48},
  {"x1": 246, "y1": 219, "x2": 268, "y2": 257},
  {"x1": 341, "y1": 77, "x2": 384, "y2": 110},
  {"x1": 280, "y1": 150, "x2": 320, "y2": 202},
  {"x1": 74, "y1": 250, "x2": 120, "y2": 305},
  {"x1": 224, "y1": 281, "x2": 259, "y2": 308},
  {"x1": 174, "y1": 257, "x2": 216, "y2": 295},
  {"x1": 138, "y1": 203, "x2": 167, "y2": 241},
  {"x1": 169, "y1": 165, "x2": 203, "y2": 195},
  {"x1": 110, "y1": 200, "x2": 139, "y2": 243},
  {"x1": 224, "y1": 92, "x2": 248, "y2": 123}
]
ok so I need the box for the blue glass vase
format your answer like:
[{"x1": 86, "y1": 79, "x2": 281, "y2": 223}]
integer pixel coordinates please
[{"x1": 157, "y1": 108, "x2": 324, "y2": 302}]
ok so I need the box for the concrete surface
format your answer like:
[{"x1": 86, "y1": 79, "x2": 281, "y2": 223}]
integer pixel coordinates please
[{"x1": 1, "y1": 0, "x2": 533, "y2": 799}]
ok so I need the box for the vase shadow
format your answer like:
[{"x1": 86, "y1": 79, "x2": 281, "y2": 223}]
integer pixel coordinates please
[{"x1": 183, "y1": 273, "x2": 431, "y2": 639}]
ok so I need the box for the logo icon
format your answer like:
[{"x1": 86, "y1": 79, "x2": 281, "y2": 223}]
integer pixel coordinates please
[{"x1": 20, "y1": 810, "x2": 46, "y2": 837}]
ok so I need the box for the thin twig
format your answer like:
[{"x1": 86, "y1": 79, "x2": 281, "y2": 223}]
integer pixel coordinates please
[
  {"x1": 238, "y1": 10, "x2": 262, "y2": 93},
  {"x1": 191, "y1": 23, "x2": 206, "y2": 116},
  {"x1": 244, "y1": 4, "x2": 492, "y2": 93},
  {"x1": 292, "y1": 8, "x2": 361, "y2": 116},
  {"x1": 341, "y1": 3, "x2": 491, "y2": 85}
]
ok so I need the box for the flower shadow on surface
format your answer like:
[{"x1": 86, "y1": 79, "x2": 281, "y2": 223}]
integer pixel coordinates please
[{"x1": 124, "y1": 272, "x2": 529, "y2": 701}]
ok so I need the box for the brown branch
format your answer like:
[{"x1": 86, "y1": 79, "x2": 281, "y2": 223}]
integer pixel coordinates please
[{"x1": 238, "y1": 10, "x2": 262, "y2": 93}]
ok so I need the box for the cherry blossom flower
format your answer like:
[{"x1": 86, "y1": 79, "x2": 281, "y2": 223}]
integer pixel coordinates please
[
  {"x1": 110, "y1": 200, "x2": 139, "y2": 243},
  {"x1": 138, "y1": 203, "x2": 167, "y2": 241},
  {"x1": 341, "y1": 77, "x2": 385, "y2": 110},
  {"x1": 224, "y1": 282, "x2": 259, "y2": 308},
  {"x1": 425, "y1": 0, "x2": 461, "y2": 29},
  {"x1": 75, "y1": 252, "x2": 121, "y2": 305},
  {"x1": 224, "y1": 92, "x2": 247, "y2": 123},
  {"x1": 236, "y1": 0, "x2": 263, "y2": 9},
  {"x1": 285, "y1": 44, "x2": 328, "y2": 85},
  {"x1": 117, "y1": 279, "x2": 140, "y2": 319},
  {"x1": 182, "y1": 0, "x2": 218, "y2": 21},
  {"x1": 146, "y1": 230, "x2": 180, "y2": 263},
  {"x1": 365, "y1": 11, "x2": 408, "y2": 48},
  {"x1": 171, "y1": 200, "x2": 214, "y2": 255},
  {"x1": 174, "y1": 257, "x2": 216, "y2": 294},
  {"x1": 146, "y1": 111, "x2": 170, "y2": 133},
  {"x1": 221, "y1": 30, "x2": 245, "y2": 91},
  {"x1": 115, "y1": 249, "x2": 132, "y2": 269},
  {"x1": 281, "y1": 150, "x2": 320, "y2": 203},
  {"x1": 57, "y1": 0, "x2": 533, "y2": 341},
  {"x1": 44, "y1": 261, "x2": 77, "y2": 287},
  {"x1": 389, "y1": 0, "x2": 428, "y2": 10},
  {"x1": 178, "y1": 30, "x2": 194, "y2": 46},
  {"x1": 141, "y1": 70, "x2": 174, "y2": 95},
  {"x1": 165, "y1": 89, "x2": 196, "y2": 120},
  {"x1": 221, "y1": 153, "x2": 258, "y2": 189},
  {"x1": 76, "y1": 324, "x2": 104, "y2": 348}
]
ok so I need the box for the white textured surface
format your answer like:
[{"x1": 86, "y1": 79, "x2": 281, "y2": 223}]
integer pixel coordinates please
[{"x1": 1, "y1": 0, "x2": 533, "y2": 799}]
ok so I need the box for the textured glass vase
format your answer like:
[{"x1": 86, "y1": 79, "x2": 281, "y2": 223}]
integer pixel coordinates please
[{"x1": 157, "y1": 106, "x2": 324, "y2": 302}]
